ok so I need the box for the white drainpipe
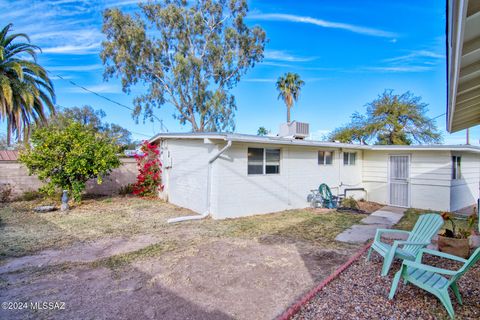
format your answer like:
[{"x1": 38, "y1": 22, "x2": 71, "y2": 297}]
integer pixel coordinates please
[{"x1": 167, "y1": 140, "x2": 232, "y2": 223}]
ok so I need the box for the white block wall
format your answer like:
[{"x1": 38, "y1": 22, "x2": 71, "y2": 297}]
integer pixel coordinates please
[
  {"x1": 161, "y1": 139, "x2": 217, "y2": 214},
  {"x1": 161, "y1": 138, "x2": 480, "y2": 218},
  {"x1": 211, "y1": 143, "x2": 363, "y2": 219}
]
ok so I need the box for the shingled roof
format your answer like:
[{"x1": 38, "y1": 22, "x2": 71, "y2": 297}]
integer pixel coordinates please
[{"x1": 0, "y1": 150, "x2": 19, "y2": 161}]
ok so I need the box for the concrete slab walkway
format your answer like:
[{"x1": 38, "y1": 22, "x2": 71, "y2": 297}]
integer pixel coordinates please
[{"x1": 335, "y1": 206, "x2": 407, "y2": 244}]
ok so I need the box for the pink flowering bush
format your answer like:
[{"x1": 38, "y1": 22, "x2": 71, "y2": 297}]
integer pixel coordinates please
[{"x1": 133, "y1": 141, "x2": 162, "y2": 196}]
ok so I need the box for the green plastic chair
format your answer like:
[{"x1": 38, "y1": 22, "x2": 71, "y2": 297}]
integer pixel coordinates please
[
  {"x1": 318, "y1": 183, "x2": 338, "y2": 209},
  {"x1": 389, "y1": 247, "x2": 480, "y2": 319},
  {"x1": 367, "y1": 213, "x2": 443, "y2": 276}
]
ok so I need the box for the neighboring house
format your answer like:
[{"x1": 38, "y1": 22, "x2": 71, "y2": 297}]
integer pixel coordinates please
[{"x1": 151, "y1": 131, "x2": 480, "y2": 219}]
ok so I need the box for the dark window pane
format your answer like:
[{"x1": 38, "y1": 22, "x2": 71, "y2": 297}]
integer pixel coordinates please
[
  {"x1": 248, "y1": 148, "x2": 264, "y2": 174},
  {"x1": 343, "y1": 152, "x2": 348, "y2": 165},
  {"x1": 318, "y1": 151, "x2": 325, "y2": 165},
  {"x1": 350, "y1": 153, "x2": 356, "y2": 165},
  {"x1": 452, "y1": 156, "x2": 461, "y2": 179},
  {"x1": 325, "y1": 151, "x2": 333, "y2": 164},
  {"x1": 265, "y1": 149, "x2": 280, "y2": 174}
]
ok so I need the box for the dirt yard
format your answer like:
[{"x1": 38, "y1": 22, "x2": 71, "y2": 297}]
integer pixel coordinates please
[{"x1": 0, "y1": 197, "x2": 363, "y2": 320}]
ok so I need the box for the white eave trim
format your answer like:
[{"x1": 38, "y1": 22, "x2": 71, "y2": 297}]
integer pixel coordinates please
[{"x1": 448, "y1": 0, "x2": 469, "y2": 132}]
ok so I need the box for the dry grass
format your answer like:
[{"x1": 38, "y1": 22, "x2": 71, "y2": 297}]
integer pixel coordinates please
[
  {"x1": 0, "y1": 196, "x2": 363, "y2": 260},
  {"x1": 203, "y1": 209, "x2": 364, "y2": 248},
  {"x1": 396, "y1": 208, "x2": 469, "y2": 233}
]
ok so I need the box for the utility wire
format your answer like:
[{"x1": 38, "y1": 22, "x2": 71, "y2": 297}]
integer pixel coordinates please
[
  {"x1": 428, "y1": 113, "x2": 446, "y2": 122},
  {"x1": 55, "y1": 103, "x2": 153, "y2": 138},
  {"x1": 50, "y1": 72, "x2": 169, "y2": 133}
]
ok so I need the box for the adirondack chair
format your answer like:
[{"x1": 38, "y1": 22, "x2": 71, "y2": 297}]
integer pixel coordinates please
[
  {"x1": 389, "y1": 247, "x2": 480, "y2": 319},
  {"x1": 367, "y1": 213, "x2": 443, "y2": 276}
]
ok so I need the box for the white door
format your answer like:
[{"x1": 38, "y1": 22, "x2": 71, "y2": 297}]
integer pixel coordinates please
[{"x1": 389, "y1": 155, "x2": 410, "y2": 207}]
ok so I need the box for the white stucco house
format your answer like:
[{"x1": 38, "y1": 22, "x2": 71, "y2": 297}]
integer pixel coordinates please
[{"x1": 151, "y1": 130, "x2": 480, "y2": 220}]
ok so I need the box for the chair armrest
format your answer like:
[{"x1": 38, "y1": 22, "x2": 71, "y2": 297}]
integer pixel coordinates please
[
  {"x1": 374, "y1": 229, "x2": 410, "y2": 242},
  {"x1": 416, "y1": 248, "x2": 468, "y2": 263},
  {"x1": 393, "y1": 240, "x2": 430, "y2": 246},
  {"x1": 402, "y1": 260, "x2": 458, "y2": 276}
]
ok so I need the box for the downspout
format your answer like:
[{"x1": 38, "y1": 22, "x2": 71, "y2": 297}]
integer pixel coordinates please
[{"x1": 167, "y1": 140, "x2": 232, "y2": 223}]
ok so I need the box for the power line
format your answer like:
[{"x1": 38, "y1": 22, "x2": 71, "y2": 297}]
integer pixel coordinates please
[
  {"x1": 50, "y1": 72, "x2": 169, "y2": 133},
  {"x1": 429, "y1": 113, "x2": 446, "y2": 122},
  {"x1": 55, "y1": 103, "x2": 154, "y2": 138}
]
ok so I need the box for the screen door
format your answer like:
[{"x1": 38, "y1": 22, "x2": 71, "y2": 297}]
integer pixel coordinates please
[{"x1": 389, "y1": 155, "x2": 410, "y2": 207}]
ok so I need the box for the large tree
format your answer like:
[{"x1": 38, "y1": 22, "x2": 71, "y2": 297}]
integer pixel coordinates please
[
  {"x1": 329, "y1": 90, "x2": 442, "y2": 145},
  {"x1": 0, "y1": 24, "x2": 55, "y2": 145},
  {"x1": 101, "y1": 0, "x2": 266, "y2": 132},
  {"x1": 276, "y1": 72, "x2": 305, "y2": 123},
  {"x1": 51, "y1": 105, "x2": 134, "y2": 149}
]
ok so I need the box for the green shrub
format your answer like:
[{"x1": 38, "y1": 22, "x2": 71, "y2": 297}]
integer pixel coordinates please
[
  {"x1": 340, "y1": 196, "x2": 360, "y2": 211},
  {"x1": 19, "y1": 121, "x2": 121, "y2": 201}
]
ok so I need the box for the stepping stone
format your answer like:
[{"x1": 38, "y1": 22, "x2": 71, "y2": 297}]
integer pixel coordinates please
[
  {"x1": 33, "y1": 205, "x2": 56, "y2": 213},
  {"x1": 361, "y1": 215, "x2": 393, "y2": 225},
  {"x1": 370, "y1": 210, "x2": 404, "y2": 225},
  {"x1": 335, "y1": 224, "x2": 389, "y2": 243}
]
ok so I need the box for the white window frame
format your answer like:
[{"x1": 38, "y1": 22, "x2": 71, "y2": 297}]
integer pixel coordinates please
[
  {"x1": 247, "y1": 147, "x2": 281, "y2": 175},
  {"x1": 318, "y1": 150, "x2": 334, "y2": 165},
  {"x1": 452, "y1": 155, "x2": 461, "y2": 180},
  {"x1": 343, "y1": 152, "x2": 356, "y2": 166}
]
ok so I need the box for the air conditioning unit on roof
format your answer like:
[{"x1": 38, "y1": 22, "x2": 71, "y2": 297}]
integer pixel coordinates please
[{"x1": 278, "y1": 121, "x2": 309, "y2": 139}]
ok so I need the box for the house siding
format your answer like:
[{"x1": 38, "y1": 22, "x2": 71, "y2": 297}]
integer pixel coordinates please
[
  {"x1": 160, "y1": 139, "x2": 217, "y2": 214},
  {"x1": 158, "y1": 137, "x2": 480, "y2": 218},
  {"x1": 450, "y1": 152, "x2": 480, "y2": 212},
  {"x1": 211, "y1": 143, "x2": 363, "y2": 219},
  {"x1": 362, "y1": 150, "x2": 452, "y2": 211}
]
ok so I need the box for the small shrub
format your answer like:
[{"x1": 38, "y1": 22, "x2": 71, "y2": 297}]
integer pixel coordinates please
[
  {"x1": 17, "y1": 190, "x2": 43, "y2": 201},
  {"x1": 340, "y1": 196, "x2": 360, "y2": 211},
  {"x1": 118, "y1": 184, "x2": 134, "y2": 196},
  {"x1": 0, "y1": 184, "x2": 12, "y2": 203},
  {"x1": 133, "y1": 141, "x2": 162, "y2": 197}
]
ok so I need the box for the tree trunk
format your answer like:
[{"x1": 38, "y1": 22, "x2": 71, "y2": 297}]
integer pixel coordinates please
[
  {"x1": 287, "y1": 106, "x2": 291, "y2": 123},
  {"x1": 6, "y1": 119, "x2": 11, "y2": 147}
]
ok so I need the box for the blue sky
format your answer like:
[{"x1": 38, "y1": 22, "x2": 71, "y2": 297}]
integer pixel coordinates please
[{"x1": 0, "y1": 0, "x2": 477, "y2": 144}]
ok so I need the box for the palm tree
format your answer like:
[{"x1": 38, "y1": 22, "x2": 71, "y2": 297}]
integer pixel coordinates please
[
  {"x1": 0, "y1": 23, "x2": 55, "y2": 145},
  {"x1": 276, "y1": 72, "x2": 304, "y2": 123}
]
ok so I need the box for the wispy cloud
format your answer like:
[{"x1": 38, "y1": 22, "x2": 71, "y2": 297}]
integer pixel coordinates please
[
  {"x1": 364, "y1": 48, "x2": 445, "y2": 73},
  {"x1": 384, "y1": 50, "x2": 445, "y2": 63},
  {"x1": 46, "y1": 64, "x2": 103, "y2": 72},
  {"x1": 362, "y1": 66, "x2": 433, "y2": 73},
  {"x1": 67, "y1": 83, "x2": 121, "y2": 94},
  {"x1": 42, "y1": 43, "x2": 101, "y2": 55},
  {"x1": 264, "y1": 50, "x2": 317, "y2": 62},
  {"x1": 250, "y1": 13, "x2": 398, "y2": 38}
]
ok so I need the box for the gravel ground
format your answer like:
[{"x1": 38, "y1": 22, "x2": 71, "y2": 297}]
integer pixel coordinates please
[{"x1": 292, "y1": 252, "x2": 480, "y2": 320}]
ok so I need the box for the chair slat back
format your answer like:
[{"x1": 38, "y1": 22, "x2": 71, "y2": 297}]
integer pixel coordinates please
[
  {"x1": 405, "y1": 214, "x2": 443, "y2": 255},
  {"x1": 449, "y1": 247, "x2": 480, "y2": 284},
  {"x1": 318, "y1": 183, "x2": 332, "y2": 201}
]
